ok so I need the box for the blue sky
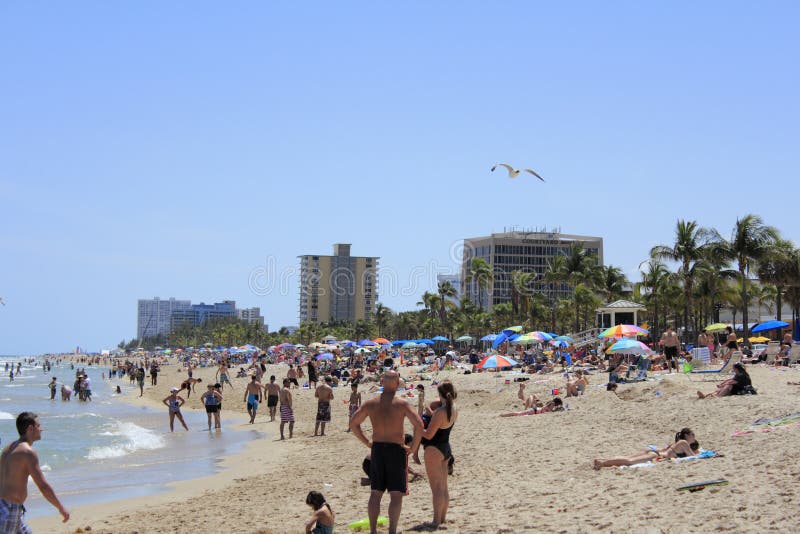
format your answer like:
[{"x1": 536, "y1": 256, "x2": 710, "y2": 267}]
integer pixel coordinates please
[{"x1": 1, "y1": 1, "x2": 798, "y2": 354}]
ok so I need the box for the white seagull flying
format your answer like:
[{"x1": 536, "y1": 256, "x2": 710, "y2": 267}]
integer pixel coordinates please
[{"x1": 491, "y1": 163, "x2": 545, "y2": 182}]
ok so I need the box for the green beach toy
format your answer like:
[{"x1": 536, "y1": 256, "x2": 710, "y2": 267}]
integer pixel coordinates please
[
  {"x1": 348, "y1": 516, "x2": 388, "y2": 531},
  {"x1": 677, "y1": 479, "x2": 728, "y2": 492}
]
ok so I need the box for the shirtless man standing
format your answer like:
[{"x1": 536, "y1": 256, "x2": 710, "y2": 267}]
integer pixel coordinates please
[
  {"x1": 244, "y1": 375, "x2": 262, "y2": 424},
  {"x1": 314, "y1": 376, "x2": 334, "y2": 436},
  {"x1": 216, "y1": 361, "x2": 233, "y2": 390},
  {"x1": 286, "y1": 365, "x2": 299, "y2": 388},
  {"x1": 264, "y1": 375, "x2": 281, "y2": 422},
  {"x1": 0, "y1": 412, "x2": 70, "y2": 531},
  {"x1": 661, "y1": 326, "x2": 680, "y2": 373},
  {"x1": 279, "y1": 378, "x2": 294, "y2": 439},
  {"x1": 350, "y1": 370, "x2": 425, "y2": 534}
]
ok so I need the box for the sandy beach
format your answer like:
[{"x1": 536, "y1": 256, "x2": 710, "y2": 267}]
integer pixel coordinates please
[{"x1": 28, "y1": 360, "x2": 800, "y2": 533}]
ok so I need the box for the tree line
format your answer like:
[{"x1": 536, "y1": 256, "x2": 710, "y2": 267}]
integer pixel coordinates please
[{"x1": 123, "y1": 213, "x2": 797, "y2": 350}]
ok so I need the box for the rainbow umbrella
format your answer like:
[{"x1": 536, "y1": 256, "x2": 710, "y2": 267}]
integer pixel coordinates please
[
  {"x1": 599, "y1": 324, "x2": 649, "y2": 339},
  {"x1": 502, "y1": 325, "x2": 523, "y2": 334},
  {"x1": 606, "y1": 338, "x2": 653, "y2": 355},
  {"x1": 476, "y1": 354, "x2": 518, "y2": 369}
]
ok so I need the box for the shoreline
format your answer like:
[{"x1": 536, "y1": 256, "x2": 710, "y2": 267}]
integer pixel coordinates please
[{"x1": 29, "y1": 360, "x2": 281, "y2": 532}]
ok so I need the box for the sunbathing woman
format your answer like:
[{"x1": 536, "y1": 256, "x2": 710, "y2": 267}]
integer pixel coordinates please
[
  {"x1": 593, "y1": 428, "x2": 699, "y2": 469},
  {"x1": 500, "y1": 397, "x2": 563, "y2": 416}
]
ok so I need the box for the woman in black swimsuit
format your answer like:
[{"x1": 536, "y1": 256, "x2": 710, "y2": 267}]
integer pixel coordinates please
[{"x1": 416, "y1": 380, "x2": 458, "y2": 528}]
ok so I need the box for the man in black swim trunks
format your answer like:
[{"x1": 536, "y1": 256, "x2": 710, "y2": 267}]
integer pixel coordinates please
[
  {"x1": 350, "y1": 370, "x2": 424, "y2": 534},
  {"x1": 661, "y1": 325, "x2": 680, "y2": 373},
  {"x1": 264, "y1": 375, "x2": 280, "y2": 422}
]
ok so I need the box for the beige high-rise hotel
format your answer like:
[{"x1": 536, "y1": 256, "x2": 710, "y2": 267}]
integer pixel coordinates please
[
  {"x1": 460, "y1": 228, "x2": 603, "y2": 311},
  {"x1": 298, "y1": 244, "x2": 379, "y2": 324}
]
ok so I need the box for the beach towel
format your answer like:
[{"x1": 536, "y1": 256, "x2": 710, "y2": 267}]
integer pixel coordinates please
[
  {"x1": 732, "y1": 412, "x2": 800, "y2": 437},
  {"x1": 621, "y1": 449, "x2": 720, "y2": 469}
]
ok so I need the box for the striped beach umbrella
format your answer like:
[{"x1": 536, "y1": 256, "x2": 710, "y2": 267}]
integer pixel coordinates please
[
  {"x1": 599, "y1": 324, "x2": 649, "y2": 339},
  {"x1": 476, "y1": 354, "x2": 518, "y2": 369}
]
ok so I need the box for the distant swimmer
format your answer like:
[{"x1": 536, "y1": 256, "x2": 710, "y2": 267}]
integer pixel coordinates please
[
  {"x1": 491, "y1": 163, "x2": 545, "y2": 182},
  {"x1": 0, "y1": 412, "x2": 70, "y2": 529}
]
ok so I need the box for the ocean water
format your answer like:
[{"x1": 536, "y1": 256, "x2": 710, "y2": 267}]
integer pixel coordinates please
[{"x1": 0, "y1": 357, "x2": 264, "y2": 519}]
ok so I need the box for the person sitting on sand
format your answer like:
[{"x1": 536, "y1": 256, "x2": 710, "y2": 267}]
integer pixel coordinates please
[
  {"x1": 304, "y1": 491, "x2": 334, "y2": 534},
  {"x1": 593, "y1": 428, "x2": 699, "y2": 469},
  {"x1": 697, "y1": 363, "x2": 752, "y2": 399},
  {"x1": 565, "y1": 370, "x2": 588, "y2": 397}
]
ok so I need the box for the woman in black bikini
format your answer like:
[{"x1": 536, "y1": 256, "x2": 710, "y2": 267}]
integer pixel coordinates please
[
  {"x1": 416, "y1": 380, "x2": 458, "y2": 527},
  {"x1": 593, "y1": 428, "x2": 699, "y2": 469}
]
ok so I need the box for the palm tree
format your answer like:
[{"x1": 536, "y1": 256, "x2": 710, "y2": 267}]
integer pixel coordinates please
[
  {"x1": 437, "y1": 281, "x2": 458, "y2": 337},
  {"x1": 714, "y1": 215, "x2": 779, "y2": 345},
  {"x1": 757, "y1": 239, "x2": 800, "y2": 321},
  {"x1": 470, "y1": 258, "x2": 493, "y2": 311},
  {"x1": 374, "y1": 303, "x2": 393, "y2": 337},
  {"x1": 598, "y1": 265, "x2": 630, "y2": 302},
  {"x1": 650, "y1": 220, "x2": 708, "y2": 342},
  {"x1": 635, "y1": 259, "x2": 670, "y2": 339}
]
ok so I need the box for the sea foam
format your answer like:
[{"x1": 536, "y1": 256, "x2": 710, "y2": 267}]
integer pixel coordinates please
[
  {"x1": 87, "y1": 421, "x2": 165, "y2": 460},
  {"x1": 0, "y1": 411, "x2": 14, "y2": 420}
]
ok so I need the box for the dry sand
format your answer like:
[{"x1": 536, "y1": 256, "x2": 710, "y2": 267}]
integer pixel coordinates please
[{"x1": 29, "y1": 360, "x2": 800, "y2": 533}]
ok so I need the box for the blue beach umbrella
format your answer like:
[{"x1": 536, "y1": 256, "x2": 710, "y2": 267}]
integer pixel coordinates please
[
  {"x1": 751, "y1": 320, "x2": 790, "y2": 333},
  {"x1": 358, "y1": 339, "x2": 378, "y2": 347},
  {"x1": 492, "y1": 332, "x2": 509, "y2": 349},
  {"x1": 391, "y1": 340, "x2": 406, "y2": 346},
  {"x1": 316, "y1": 353, "x2": 335, "y2": 360},
  {"x1": 432, "y1": 336, "x2": 449, "y2": 342},
  {"x1": 480, "y1": 334, "x2": 497, "y2": 342},
  {"x1": 417, "y1": 339, "x2": 435, "y2": 345}
]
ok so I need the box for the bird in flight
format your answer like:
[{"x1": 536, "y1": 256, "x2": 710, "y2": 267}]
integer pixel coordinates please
[{"x1": 491, "y1": 163, "x2": 545, "y2": 182}]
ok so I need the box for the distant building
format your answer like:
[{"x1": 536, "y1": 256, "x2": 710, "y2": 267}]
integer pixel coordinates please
[
  {"x1": 298, "y1": 243, "x2": 379, "y2": 324},
  {"x1": 460, "y1": 229, "x2": 603, "y2": 310},
  {"x1": 436, "y1": 274, "x2": 462, "y2": 304},
  {"x1": 138, "y1": 298, "x2": 266, "y2": 340},
  {"x1": 170, "y1": 300, "x2": 238, "y2": 330},
  {"x1": 238, "y1": 307, "x2": 266, "y2": 330},
  {"x1": 137, "y1": 297, "x2": 191, "y2": 339}
]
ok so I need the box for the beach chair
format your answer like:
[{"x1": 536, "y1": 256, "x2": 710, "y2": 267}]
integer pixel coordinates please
[
  {"x1": 763, "y1": 342, "x2": 780, "y2": 365},
  {"x1": 789, "y1": 344, "x2": 800, "y2": 365},
  {"x1": 690, "y1": 351, "x2": 741, "y2": 374},
  {"x1": 691, "y1": 347, "x2": 711, "y2": 368}
]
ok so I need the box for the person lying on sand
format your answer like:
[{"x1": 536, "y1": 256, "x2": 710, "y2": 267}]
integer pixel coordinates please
[
  {"x1": 593, "y1": 428, "x2": 699, "y2": 469},
  {"x1": 500, "y1": 397, "x2": 563, "y2": 416}
]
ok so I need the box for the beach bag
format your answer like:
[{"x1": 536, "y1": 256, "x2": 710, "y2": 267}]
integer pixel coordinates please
[{"x1": 737, "y1": 385, "x2": 758, "y2": 395}]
